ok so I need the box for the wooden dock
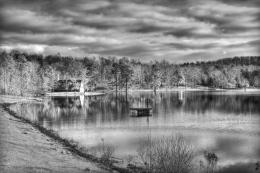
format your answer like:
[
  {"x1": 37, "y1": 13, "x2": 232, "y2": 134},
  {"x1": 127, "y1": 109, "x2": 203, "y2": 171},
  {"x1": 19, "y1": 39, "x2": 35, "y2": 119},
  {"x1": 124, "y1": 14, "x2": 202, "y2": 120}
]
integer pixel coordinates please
[{"x1": 130, "y1": 107, "x2": 152, "y2": 116}]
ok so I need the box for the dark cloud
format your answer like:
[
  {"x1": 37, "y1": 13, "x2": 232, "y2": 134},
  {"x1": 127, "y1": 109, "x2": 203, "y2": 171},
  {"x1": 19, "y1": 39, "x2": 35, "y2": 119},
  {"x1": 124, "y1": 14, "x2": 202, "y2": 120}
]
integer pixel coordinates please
[
  {"x1": 99, "y1": 45, "x2": 151, "y2": 57},
  {"x1": 72, "y1": 20, "x2": 115, "y2": 30},
  {"x1": 138, "y1": 0, "x2": 191, "y2": 7},
  {"x1": 129, "y1": 24, "x2": 164, "y2": 33},
  {"x1": 216, "y1": 0, "x2": 260, "y2": 7},
  {"x1": 166, "y1": 42, "x2": 220, "y2": 50},
  {"x1": 164, "y1": 28, "x2": 194, "y2": 38},
  {"x1": 163, "y1": 28, "x2": 218, "y2": 39},
  {"x1": 248, "y1": 39, "x2": 260, "y2": 47},
  {"x1": 0, "y1": 0, "x2": 259, "y2": 62}
]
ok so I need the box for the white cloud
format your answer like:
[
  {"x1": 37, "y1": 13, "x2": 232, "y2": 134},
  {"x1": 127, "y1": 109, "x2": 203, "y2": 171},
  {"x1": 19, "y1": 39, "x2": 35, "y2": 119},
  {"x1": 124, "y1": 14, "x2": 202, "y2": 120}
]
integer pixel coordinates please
[{"x1": 0, "y1": 44, "x2": 47, "y2": 53}]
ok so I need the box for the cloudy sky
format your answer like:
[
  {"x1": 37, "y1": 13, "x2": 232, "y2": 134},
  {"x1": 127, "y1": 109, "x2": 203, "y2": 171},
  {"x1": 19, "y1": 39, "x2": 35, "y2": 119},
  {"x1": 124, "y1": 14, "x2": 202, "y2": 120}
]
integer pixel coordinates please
[{"x1": 0, "y1": 0, "x2": 259, "y2": 62}]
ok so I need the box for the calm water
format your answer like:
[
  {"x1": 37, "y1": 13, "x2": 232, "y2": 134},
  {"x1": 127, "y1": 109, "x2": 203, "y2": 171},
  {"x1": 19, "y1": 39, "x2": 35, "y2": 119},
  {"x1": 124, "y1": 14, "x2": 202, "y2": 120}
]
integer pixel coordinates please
[{"x1": 11, "y1": 90, "x2": 260, "y2": 169}]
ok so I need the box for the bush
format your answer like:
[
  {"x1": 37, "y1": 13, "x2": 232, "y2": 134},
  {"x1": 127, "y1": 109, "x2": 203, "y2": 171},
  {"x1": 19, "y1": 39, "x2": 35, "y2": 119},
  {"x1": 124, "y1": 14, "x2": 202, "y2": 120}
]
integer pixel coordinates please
[
  {"x1": 94, "y1": 138, "x2": 115, "y2": 164},
  {"x1": 137, "y1": 135, "x2": 194, "y2": 173},
  {"x1": 202, "y1": 151, "x2": 218, "y2": 173}
]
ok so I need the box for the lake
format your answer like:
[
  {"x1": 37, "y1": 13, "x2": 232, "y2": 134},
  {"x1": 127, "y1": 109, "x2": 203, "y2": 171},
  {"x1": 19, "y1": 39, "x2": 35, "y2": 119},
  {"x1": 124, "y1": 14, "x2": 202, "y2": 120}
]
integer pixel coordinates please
[{"x1": 10, "y1": 90, "x2": 260, "y2": 171}]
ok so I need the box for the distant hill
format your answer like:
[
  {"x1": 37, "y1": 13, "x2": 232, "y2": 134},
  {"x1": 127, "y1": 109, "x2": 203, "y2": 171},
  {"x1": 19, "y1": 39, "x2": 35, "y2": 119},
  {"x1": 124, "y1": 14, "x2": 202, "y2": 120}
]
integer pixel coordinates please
[{"x1": 181, "y1": 56, "x2": 260, "y2": 66}]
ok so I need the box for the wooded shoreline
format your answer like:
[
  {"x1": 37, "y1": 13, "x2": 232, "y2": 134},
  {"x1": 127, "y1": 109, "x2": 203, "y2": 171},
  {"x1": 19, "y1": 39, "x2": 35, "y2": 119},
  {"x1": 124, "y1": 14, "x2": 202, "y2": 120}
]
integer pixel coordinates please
[{"x1": 0, "y1": 50, "x2": 259, "y2": 97}]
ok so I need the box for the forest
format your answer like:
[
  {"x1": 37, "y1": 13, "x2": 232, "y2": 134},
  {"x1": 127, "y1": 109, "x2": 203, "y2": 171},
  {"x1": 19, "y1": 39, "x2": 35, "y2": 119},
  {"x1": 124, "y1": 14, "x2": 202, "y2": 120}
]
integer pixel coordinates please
[{"x1": 0, "y1": 50, "x2": 259, "y2": 96}]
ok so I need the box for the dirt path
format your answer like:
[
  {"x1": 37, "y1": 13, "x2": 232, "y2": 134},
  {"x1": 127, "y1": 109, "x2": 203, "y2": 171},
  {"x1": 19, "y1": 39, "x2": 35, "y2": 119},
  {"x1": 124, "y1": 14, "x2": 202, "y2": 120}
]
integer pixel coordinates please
[{"x1": 0, "y1": 107, "x2": 111, "y2": 173}]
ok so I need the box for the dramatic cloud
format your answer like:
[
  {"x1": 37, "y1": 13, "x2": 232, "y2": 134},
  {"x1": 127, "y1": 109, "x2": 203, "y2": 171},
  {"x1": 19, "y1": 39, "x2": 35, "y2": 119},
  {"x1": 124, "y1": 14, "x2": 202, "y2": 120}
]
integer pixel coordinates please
[{"x1": 0, "y1": 0, "x2": 259, "y2": 62}]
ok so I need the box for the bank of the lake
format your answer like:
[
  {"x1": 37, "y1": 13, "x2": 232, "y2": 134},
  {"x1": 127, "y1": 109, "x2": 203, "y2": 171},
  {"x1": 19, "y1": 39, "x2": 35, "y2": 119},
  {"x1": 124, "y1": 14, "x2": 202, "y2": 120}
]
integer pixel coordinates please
[
  {"x1": 0, "y1": 96, "x2": 114, "y2": 173},
  {"x1": 126, "y1": 87, "x2": 260, "y2": 93}
]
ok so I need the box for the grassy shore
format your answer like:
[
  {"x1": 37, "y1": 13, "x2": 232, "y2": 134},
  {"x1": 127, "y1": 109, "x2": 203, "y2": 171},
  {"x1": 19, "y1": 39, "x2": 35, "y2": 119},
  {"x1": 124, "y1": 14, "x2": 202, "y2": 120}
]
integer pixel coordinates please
[
  {"x1": 0, "y1": 105, "x2": 113, "y2": 173},
  {"x1": 0, "y1": 95, "x2": 43, "y2": 104},
  {"x1": 0, "y1": 95, "x2": 135, "y2": 173},
  {"x1": 0, "y1": 96, "x2": 121, "y2": 173}
]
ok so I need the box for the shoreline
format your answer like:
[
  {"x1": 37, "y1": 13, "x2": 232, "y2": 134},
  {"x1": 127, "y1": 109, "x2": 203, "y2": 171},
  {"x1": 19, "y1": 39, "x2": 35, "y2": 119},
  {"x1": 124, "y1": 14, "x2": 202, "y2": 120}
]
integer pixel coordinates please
[
  {"x1": 2, "y1": 86, "x2": 258, "y2": 100},
  {"x1": 124, "y1": 87, "x2": 260, "y2": 92},
  {"x1": 0, "y1": 97, "x2": 131, "y2": 173},
  {"x1": 0, "y1": 99, "x2": 131, "y2": 173},
  {"x1": 0, "y1": 104, "x2": 112, "y2": 173},
  {"x1": 0, "y1": 95, "x2": 44, "y2": 104},
  {"x1": 46, "y1": 92, "x2": 106, "y2": 97}
]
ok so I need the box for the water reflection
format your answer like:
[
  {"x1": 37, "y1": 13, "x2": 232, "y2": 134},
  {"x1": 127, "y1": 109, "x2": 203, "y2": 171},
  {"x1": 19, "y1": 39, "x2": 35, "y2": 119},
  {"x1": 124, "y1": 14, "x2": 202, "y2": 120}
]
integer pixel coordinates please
[{"x1": 10, "y1": 91, "x2": 260, "y2": 169}]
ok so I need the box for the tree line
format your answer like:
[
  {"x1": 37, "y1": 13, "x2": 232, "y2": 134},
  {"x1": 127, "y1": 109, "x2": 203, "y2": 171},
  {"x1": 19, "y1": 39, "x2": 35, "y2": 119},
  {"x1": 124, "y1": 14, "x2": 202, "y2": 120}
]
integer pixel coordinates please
[{"x1": 0, "y1": 50, "x2": 259, "y2": 96}]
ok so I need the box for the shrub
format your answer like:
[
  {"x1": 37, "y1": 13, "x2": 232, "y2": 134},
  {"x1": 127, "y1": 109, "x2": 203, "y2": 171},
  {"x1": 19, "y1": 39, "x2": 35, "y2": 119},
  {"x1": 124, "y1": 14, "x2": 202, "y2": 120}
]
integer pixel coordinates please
[
  {"x1": 95, "y1": 138, "x2": 115, "y2": 164},
  {"x1": 203, "y1": 151, "x2": 218, "y2": 173},
  {"x1": 137, "y1": 135, "x2": 194, "y2": 173}
]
